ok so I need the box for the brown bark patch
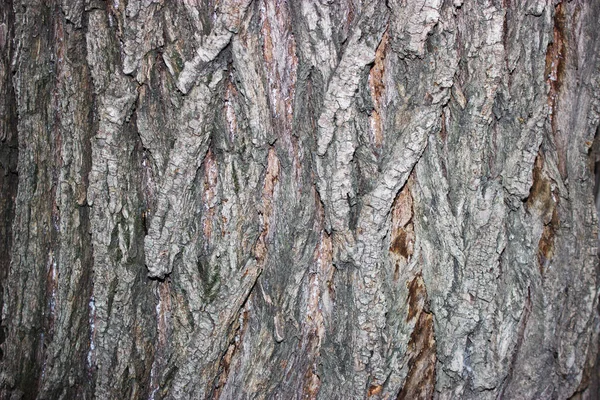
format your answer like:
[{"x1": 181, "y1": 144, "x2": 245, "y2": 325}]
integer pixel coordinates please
[
  {"x1": 397, "y1": 312, "x2": 436, "y2": 400},
  {"x1": 390, "y1": 184, "x2": 414, "y2": 279},
  {"x1": 526, "y1": 153, "x2": 553, "y2": 215},
  {"x1": 391, "y1": 185, "x2": 413, "y2": 236},
  {"x1": 545, "y1": 3, "x2": 567, "y2": 97},
  {"x1": 369, "y1": 30, "x2": 388, "y2": 148},
  {"x1": 545, "y1": 2, "x2": 567, "y2": 178},
  {"x1": 368, "y1": 384, "x2": 383, "y2": 397},
  {"x1": 298, "y1": 203, "x2": 333, "y2": 399},
  {"x1": 526, "y1": 153, "x2": 559, "y2": 274},
  {"x1": 406, "y1": 274, "x2": 427, "y2": 322},
  {"x1": 538, "y1": 207, "x2": 559, "y2": 274},
  {"x1": 398, "y1": 278, "x2": 436, "y2": 400},
  {"x1": 439, "y1": 109, "x2": 447, "y2": 142},
  {"x1": 212, "y1": 343, "x2": 235, "y2": 399},
  {"x1": 303, "y1": 367, "x2": 321, "y2": 399},
  {"x1": 391, "y1": 230, "x2": 411, "y2": 259},
  {"x1": 261, "y1": 9, "x2": 274, "y2": 65}
]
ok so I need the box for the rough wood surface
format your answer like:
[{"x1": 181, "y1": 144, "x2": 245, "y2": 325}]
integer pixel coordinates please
[{"x1": 1, "y1": 0, "x2": 600, "y2": 399}]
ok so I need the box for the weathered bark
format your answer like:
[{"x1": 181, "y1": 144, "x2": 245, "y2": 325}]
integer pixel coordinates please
[{"x1": 1, "y1": 0, "x2": 600, "y2": 399}]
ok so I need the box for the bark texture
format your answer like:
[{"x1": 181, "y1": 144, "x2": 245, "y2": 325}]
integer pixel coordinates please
[{"x1": 1, "y1": 0, "x2": 600, "y2": 399}]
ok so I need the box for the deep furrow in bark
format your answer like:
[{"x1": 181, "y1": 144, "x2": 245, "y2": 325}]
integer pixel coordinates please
[{"x1": 1, "y1": 1, "x2": 600, "y2": 399}]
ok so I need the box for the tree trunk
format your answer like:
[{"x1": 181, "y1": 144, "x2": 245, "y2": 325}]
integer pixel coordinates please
[{"x1": 1, "y1": 0, "x2": 600, "y2": 399}]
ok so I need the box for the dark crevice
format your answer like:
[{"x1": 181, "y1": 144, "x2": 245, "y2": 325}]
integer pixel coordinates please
[
  {"x1": 0, "y1": 0, "x2": 18, "y2": 366},
  {"x1": 210, "y1": 285, "x2": 254, "y2": 399},
  {"x1": 498, "y1": 286, "x2": 532, "y2": 398},
  {"x1": 80, "y1": 11, "x2": 98, "y2": 398},
  {"x1": 590, "y1": 126, "x2": 600, "y2": 244}
]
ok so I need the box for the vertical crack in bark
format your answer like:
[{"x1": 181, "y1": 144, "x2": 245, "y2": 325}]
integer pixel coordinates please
[
  {"x1": 254, "y1": 147, "x2": 280, "y2": 264},
  {"x1": 40, "y1": 12, "x2": 67, "y2": 383},
  {"x1": 388, "y1": 179, "x2": 436, "y2": 399},
  {"x1": 526, "y1": 152, "x2": 559, "y2": 275},
  {"x1": 0, "y1": 0, "x2": 17, "y2": 342},
  {"x1": 368, "y1": 29, "x2": 388, "y2": 149},
  {"x1": 148, "y1": 280, "x2": 172, "y2": 400},
  {"x1": 545, "y1": 2, "x2": 567, "y2": 179},
  {"x1": 224, "y1": 75, "x2": 238, "y2": 143},
  {"x1": 201, "y1": 149, "x2": 219, "y2": 251},
  {"x1": 589, "y1": 125, "x2": 600, "y2": 252},
  {"x1": 260, "y1": 0, "x2": 297, "y2": 141},
  {"x1": 300, "y1": 193, "x2": 334, "y2": 399},
  {"x1": 209, "y1": 274, "x2": 257, "y2": 399},
  {"x1": 210, "y1": 296, "x2": 250, "y2": 399},
  {"x1": 498, "y1": 287, "x2": 532, "y2": 399},
  {"x1": 0, "y1": 0, "x2": 17, "y2": 390},
  {"x1": 76, "y1": 12, "x2": 97, "y2": 398}
]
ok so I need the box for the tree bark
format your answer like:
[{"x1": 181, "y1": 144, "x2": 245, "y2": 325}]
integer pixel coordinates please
[{"x1": 1, "y1": 0, "x2": 600, "y2": 399}]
